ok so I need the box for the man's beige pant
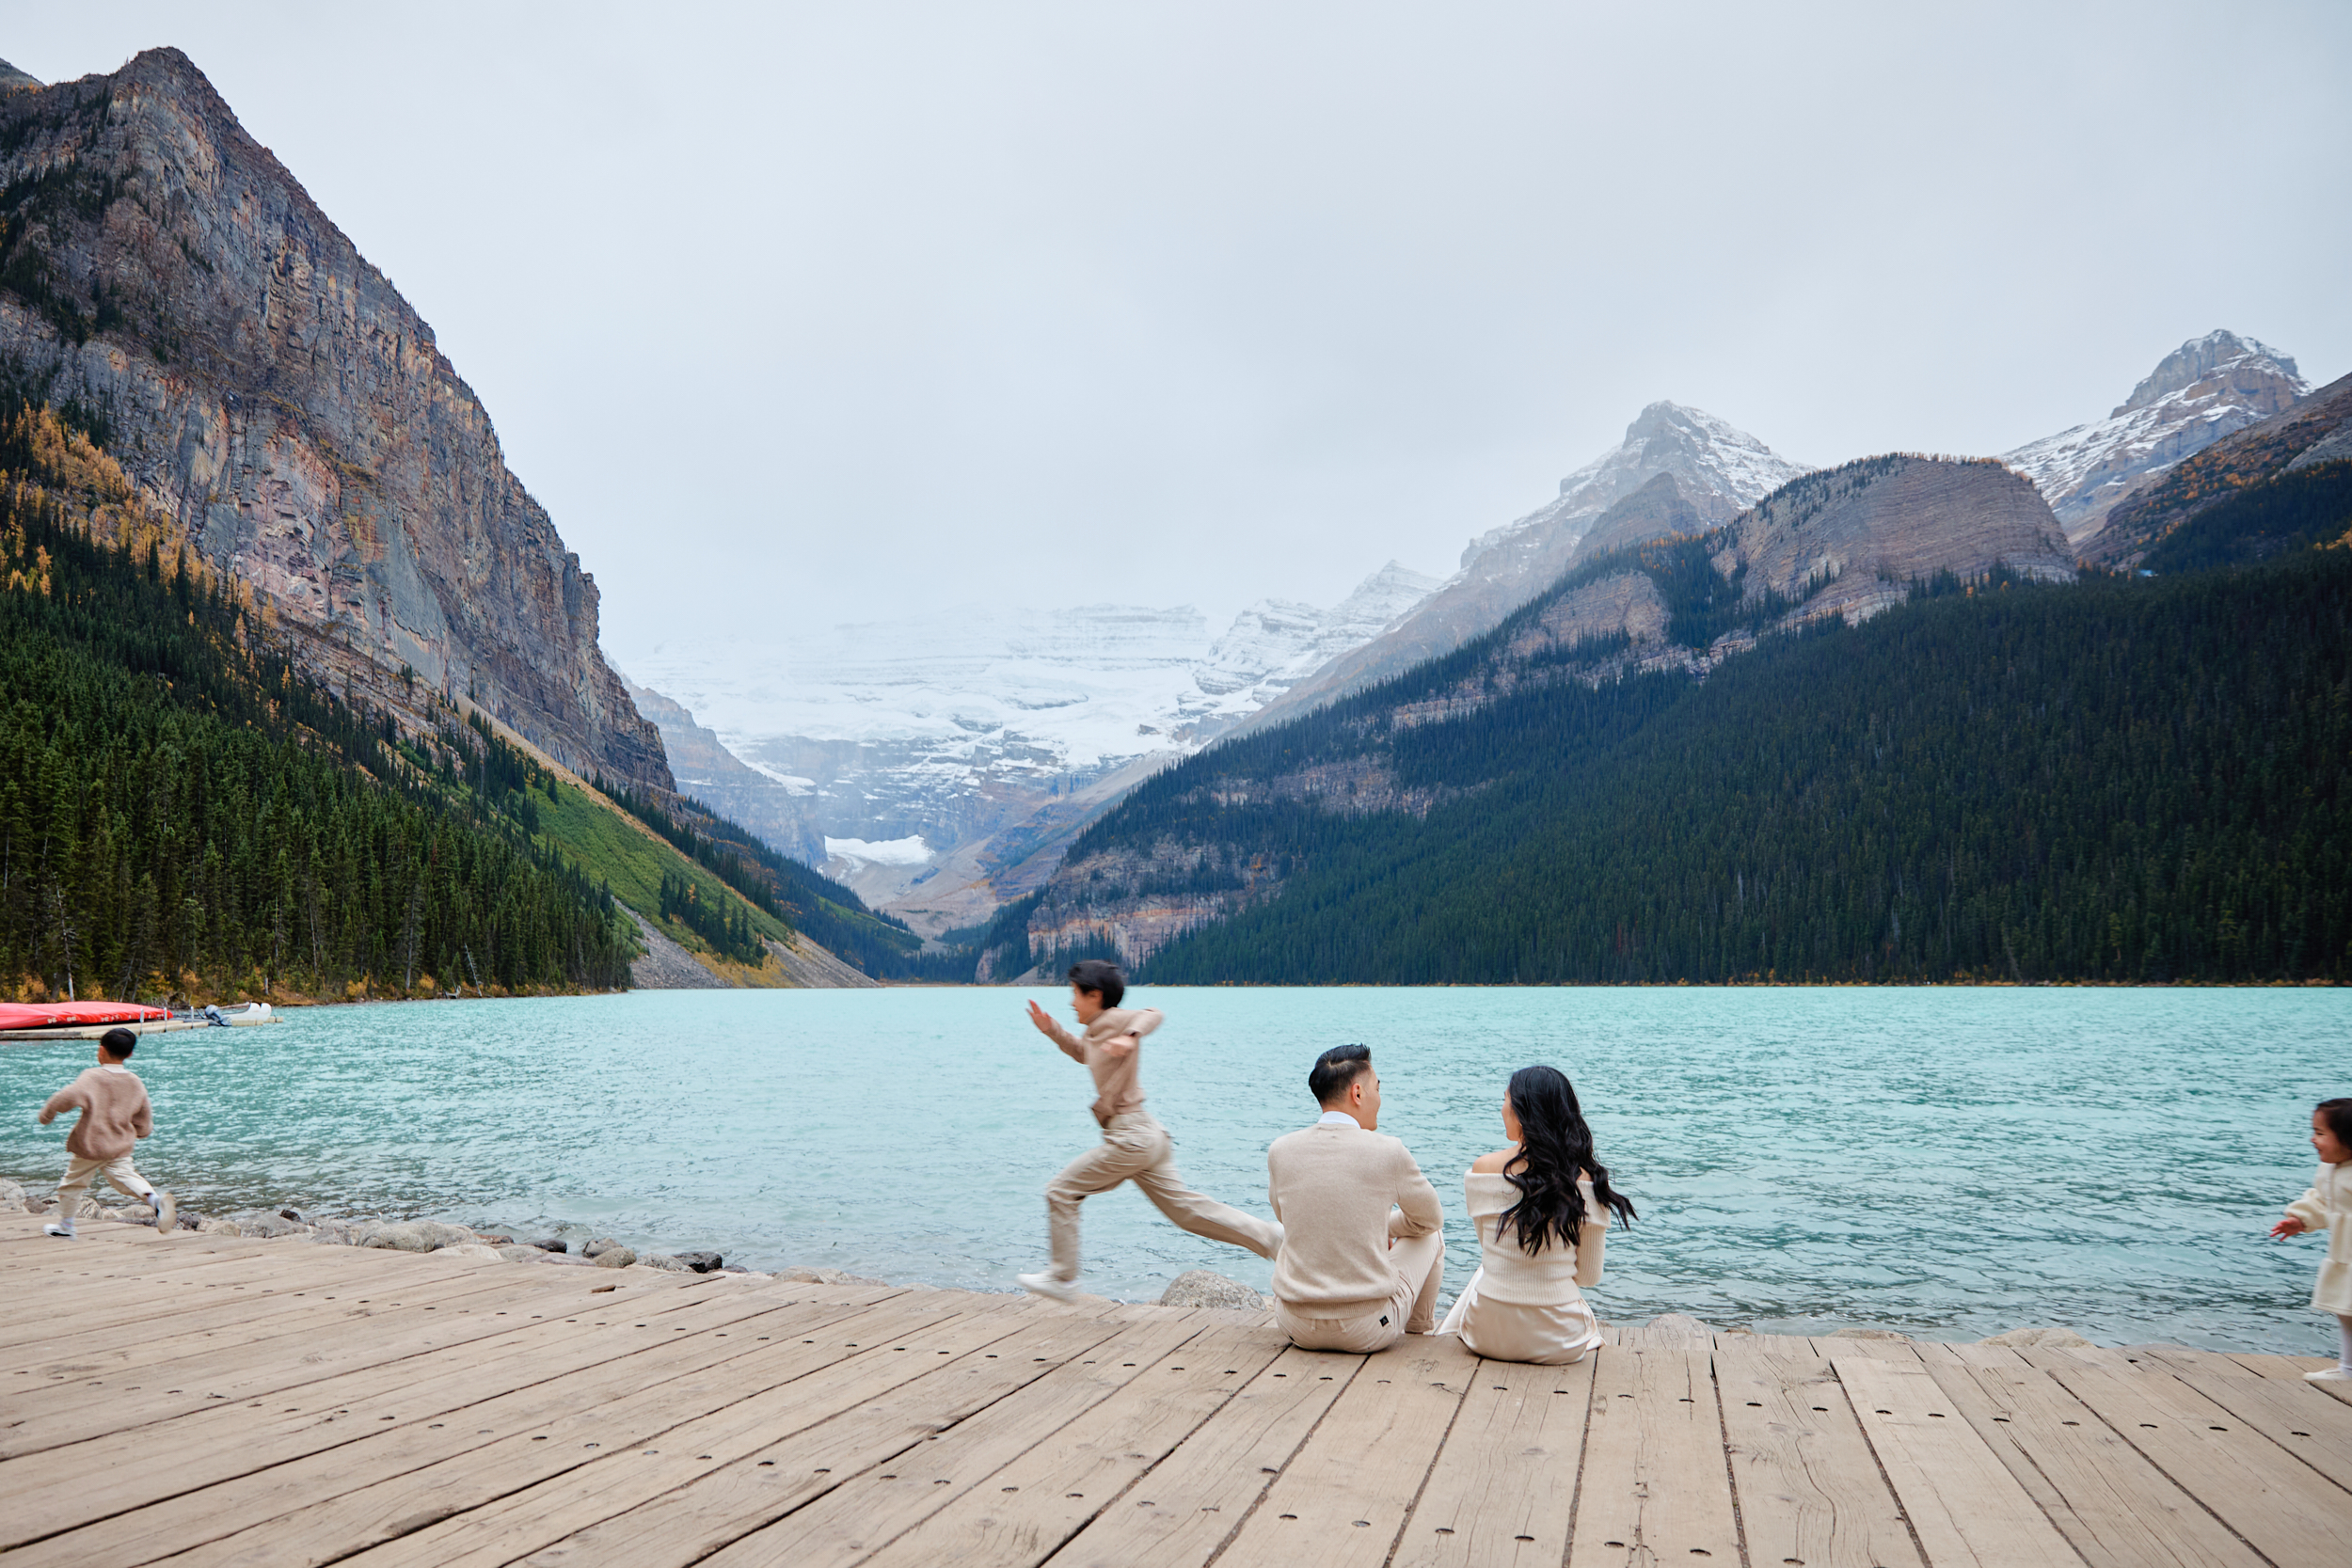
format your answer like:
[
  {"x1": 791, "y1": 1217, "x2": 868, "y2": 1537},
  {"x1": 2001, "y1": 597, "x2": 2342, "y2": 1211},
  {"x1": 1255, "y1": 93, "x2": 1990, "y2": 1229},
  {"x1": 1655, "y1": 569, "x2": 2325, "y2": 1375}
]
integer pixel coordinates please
[
  {"x1": 1046, "y1": 1111, "x2": 1279, "y2": 1283},
  {"x1": 56, "y1": 1154, "x2": 155, "y2": 1219},
  {"x1": 1275, "y1": 1231, "x2": 1447, "y2": 1354}
]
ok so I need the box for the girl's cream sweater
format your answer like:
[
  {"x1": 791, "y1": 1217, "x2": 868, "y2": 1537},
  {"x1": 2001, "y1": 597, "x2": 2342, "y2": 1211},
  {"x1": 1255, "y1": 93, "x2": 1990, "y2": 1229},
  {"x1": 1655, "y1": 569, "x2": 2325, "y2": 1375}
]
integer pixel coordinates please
[{"x1": 2284, "y1": 1160, "x2": 2352, "y2": 1316}]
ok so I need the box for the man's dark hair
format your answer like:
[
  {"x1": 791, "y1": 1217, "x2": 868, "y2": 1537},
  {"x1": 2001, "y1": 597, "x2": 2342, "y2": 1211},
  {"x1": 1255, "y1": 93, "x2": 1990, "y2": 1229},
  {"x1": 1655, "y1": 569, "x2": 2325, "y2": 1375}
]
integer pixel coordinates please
[
  {"x1": 100, "y1": 1027, "x2": 137, "y2": 1059},
  {"x1": 1309, "y1": 1043, "x2": 1372, "y2": 1105},
  {"x1": 1066, "y1": 958, "x2": 1125, "y2": 1009}
]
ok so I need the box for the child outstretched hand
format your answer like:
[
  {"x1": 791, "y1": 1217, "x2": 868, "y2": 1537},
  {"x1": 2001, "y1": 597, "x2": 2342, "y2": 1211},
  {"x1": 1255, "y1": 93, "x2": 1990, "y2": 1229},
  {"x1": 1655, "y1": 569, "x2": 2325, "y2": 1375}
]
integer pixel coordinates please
[{"x1": 2272, "y1": 1213, "x2": 2308, "y2": 1238}]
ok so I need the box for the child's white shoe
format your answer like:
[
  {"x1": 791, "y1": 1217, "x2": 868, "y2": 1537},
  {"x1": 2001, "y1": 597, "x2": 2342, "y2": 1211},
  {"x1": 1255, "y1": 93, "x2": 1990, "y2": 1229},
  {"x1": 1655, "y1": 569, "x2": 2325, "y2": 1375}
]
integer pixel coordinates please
[
  {"x1": 42, "y1": 1221, "x2": 75, "y2": 1239},
  {"x1": 1016, "y1": 1271, "x2": 1081, "y2": 1304},
  {"x1": 2302, "y1": 1366, "x2": 2352, "y2": 1384},
  {"x1": 153, "y1": 1192, "x2": 177, "y2": 1233}
]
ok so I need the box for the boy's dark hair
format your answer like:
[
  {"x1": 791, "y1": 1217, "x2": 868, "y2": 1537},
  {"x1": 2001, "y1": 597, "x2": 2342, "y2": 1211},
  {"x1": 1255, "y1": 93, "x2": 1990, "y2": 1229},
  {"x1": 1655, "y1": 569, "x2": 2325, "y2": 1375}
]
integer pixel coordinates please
[
  {"x1": 2320, "y1": 1099, "x2": 2352, "y2": 1148},
  {"x1": 1066, "y1": 958, "x2": 1125, "y2": 1009},
  {"x1": 100, "y1": 1027, "x2": 137, "y2": 1059},
  {"x1": 1309, "y1": 1043, "x2": 1372, "y2": 1105}
]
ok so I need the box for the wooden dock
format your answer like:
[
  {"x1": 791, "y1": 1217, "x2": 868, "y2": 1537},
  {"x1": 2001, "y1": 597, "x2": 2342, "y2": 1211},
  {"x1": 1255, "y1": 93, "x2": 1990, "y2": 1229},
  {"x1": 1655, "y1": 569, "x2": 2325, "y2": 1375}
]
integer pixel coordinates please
[{"x1": 6, "y1": 1211, "x2": 2349, "y2": 1567}]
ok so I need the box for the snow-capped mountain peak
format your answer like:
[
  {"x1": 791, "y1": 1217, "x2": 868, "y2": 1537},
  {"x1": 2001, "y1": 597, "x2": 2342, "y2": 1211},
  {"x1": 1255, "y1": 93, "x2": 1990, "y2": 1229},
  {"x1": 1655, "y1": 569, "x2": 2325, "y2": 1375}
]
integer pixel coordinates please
[
  {"x1": 2005, "y1": 330, "x2": 2308, "y2": 545},
  {"x1": 1460, "y1": 401, "x2": 1806, "y2": 572}
]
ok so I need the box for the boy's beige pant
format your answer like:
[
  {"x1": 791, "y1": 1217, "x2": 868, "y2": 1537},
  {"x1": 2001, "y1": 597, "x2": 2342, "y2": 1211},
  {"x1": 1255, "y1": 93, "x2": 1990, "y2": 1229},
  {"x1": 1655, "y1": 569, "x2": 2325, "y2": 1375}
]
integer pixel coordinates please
[
  {"x1": 1045, "y1": 1110, "x2": 1279, "y2": 1283},
  {"x1": 56, "y1": 1154, "x2": 155, "y2": 1219}
]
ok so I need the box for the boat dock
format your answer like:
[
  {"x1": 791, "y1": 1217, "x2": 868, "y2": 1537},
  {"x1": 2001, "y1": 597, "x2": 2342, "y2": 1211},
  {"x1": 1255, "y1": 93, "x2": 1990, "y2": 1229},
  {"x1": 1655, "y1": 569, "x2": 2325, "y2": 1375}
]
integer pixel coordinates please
[
  {"x1": 1, "y1": 1014, "x2": 283, "y2": 1043},
  {"x1": 5, "y1": 1210, "x2": 2348, "y2": 1567}
]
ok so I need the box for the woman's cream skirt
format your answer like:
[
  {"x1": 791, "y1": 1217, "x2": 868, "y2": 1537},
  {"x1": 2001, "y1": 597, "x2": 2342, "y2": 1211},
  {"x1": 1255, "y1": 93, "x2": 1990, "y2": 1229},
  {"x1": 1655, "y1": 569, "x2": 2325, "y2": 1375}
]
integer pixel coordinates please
[{"x1": 1438, "y1": 1266, "x2": 1606, "y2": 1365}]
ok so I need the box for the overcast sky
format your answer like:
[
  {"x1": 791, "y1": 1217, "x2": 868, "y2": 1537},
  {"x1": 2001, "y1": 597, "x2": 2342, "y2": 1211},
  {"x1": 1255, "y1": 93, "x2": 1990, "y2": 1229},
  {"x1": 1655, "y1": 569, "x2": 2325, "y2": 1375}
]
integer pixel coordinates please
[{"x1": 12, "y1": 3, "x2": 2352, "y2": 653}]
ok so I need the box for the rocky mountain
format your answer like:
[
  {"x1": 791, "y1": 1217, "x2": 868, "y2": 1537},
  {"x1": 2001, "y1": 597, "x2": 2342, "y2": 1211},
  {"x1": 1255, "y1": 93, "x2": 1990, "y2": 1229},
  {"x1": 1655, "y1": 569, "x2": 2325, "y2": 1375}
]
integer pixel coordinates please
[
  {"x1": 1025, "y1": 455, "x2": 2075, "y2": 969},
  {"x1": 0, "y1": 50, "x2": 668, "y2": 787},
  {"x1": 620, "y1": 562, "x2": 1437, "y2": 927},
  {"x1": 1239, "y1": 402, "x2": 1809, "y2": 726},
  {"x1": 2082, "y1": 368, "x2": 2352, "y2": 568},
  {"x1": 2002, "y1": 331, "x2": 2308, "y2": 546}
]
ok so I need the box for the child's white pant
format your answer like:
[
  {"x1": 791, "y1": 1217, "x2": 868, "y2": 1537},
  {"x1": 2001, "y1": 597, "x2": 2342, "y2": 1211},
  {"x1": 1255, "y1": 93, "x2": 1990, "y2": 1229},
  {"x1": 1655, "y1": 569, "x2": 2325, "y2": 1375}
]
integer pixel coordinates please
[{"x1": 56, "y1": 1154, "x2": 155, "y2": 1218}]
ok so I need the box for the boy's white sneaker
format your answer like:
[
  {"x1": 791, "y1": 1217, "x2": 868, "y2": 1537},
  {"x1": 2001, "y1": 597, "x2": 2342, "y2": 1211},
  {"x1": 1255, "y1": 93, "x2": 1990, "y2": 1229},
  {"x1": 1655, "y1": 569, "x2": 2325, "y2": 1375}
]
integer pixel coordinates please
[
  {"x1": 2303, "y1": 1366, "x2": 2352, "y2": 1384},
  {"x1": 1016, "y1": 1271, "x2": 1081, "y2": 1304},
  {"x1": 153, "y1": 1192, "x2": 177, "y2": 1233},
  {"x1": 42, "y1": 1221, "x2": 75, "y2": 1239}
]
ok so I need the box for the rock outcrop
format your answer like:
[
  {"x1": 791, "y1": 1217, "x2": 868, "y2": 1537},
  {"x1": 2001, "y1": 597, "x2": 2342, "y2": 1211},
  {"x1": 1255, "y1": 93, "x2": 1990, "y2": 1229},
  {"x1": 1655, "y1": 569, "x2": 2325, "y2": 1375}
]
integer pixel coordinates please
[
  {"x1": 0, "y1": 50, "x2": 670, "y2": 788},
  {"x1": 1725, "y1": 454, "x2": 2074, "y2": 624}
]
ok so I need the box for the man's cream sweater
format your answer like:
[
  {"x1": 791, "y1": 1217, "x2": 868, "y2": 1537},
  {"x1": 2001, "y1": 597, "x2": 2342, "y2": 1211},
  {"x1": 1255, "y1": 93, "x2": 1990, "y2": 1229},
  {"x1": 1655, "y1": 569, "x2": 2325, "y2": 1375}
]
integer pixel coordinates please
[{"x1": 1266, "y1": 1120, "x2": 1442, "y2": 1317}]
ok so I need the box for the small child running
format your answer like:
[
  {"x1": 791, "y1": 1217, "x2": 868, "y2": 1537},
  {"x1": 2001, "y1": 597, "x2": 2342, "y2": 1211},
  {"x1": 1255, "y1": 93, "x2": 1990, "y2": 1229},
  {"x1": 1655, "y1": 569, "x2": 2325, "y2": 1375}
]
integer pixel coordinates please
[
  {"x1": 2269, "y1": 1096, "x2": 2352, "y2": 1383},
  {"x1": 1017, "y1": 959, "x2": 1280, "y2": 1302},
  {"x1": 38, "y1": 1027, "x2": 175, "y2": 1240}
]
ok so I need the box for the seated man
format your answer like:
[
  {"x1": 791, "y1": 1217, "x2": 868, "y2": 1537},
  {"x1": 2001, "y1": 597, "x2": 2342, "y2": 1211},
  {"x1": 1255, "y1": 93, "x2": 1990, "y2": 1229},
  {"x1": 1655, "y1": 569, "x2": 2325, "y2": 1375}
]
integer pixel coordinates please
[{"x1": 1265, "y1": 1042, "x2": 1444, "y2": 1353}]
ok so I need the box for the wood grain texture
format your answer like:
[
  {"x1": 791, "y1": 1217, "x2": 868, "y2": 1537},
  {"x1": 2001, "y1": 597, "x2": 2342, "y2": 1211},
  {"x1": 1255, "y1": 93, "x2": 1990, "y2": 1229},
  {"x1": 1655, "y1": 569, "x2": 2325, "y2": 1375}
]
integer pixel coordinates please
[
  {"x1": 1715, "y1": 1345, "x2": 1921, "y2": 1568},
  {"x1": 1216, "y1": 1337, "x2": 1474, "y2": 1568},
  {"x1": 1391, "y1": 1352, "x2": 1595, "y2": 1568},
  {"x1": 1834, "y1": 1354, "x2": 2079, "y2": 1568},
  {"x1": 1568, "y1": 1345, "x2": 1740, "y2": 1568},
  {"x1": 1916, "y1": 1342, "x2": 2264, "y2": 1568}
]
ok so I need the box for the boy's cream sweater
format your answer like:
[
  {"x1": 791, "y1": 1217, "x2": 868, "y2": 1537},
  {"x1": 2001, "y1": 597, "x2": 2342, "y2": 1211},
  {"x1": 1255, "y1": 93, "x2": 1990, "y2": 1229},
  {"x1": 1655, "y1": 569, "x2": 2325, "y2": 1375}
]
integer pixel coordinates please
[
  {"x1": 1266, "y1": 1120, "x2": 1442, "y2": 1317},
  {"x1": 40, "y1": 1066, "x2": 153, "y2": 1160},
  {"x1": 1038, "y1": 1006, "x2": 1163, "y2": 1126}
]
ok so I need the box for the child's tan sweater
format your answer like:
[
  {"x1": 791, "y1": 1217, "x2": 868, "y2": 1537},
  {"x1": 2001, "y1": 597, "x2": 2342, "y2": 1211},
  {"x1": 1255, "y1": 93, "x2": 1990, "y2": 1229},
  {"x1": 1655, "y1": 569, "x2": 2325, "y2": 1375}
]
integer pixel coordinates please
[
  {"x1": 1039, "y1": 1006, "x2": 1164, "y2": 1125},
  {"x1": 40, "y1": 1067, "x2": 152, "y2": 1160},
  {"x1": 2285, "y1": 1160, "x2": 2351, "y2": 1315}
]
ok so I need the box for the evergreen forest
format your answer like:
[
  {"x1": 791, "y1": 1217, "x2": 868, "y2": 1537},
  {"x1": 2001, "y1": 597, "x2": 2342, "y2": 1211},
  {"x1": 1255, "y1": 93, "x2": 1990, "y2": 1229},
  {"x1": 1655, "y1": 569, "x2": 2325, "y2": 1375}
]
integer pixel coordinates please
[
  {"x1": 1071, "y1": 466, "x2": 2352, "y2": 986},
  {"x1": 0, "y1": 405, "x2": 638, "y2": 1002}
]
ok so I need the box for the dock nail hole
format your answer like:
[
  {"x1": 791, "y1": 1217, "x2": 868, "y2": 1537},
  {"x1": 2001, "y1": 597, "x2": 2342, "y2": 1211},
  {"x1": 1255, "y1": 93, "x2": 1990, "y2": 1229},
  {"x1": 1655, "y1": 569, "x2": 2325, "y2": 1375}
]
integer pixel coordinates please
[
  {"x1": 1516, "y1": 1535, "x2": 1534, "y2": 1542},
  {"x1": 1436, "y1": 1528, "x2": 1454, "y2": 1535},
  {"x1": 586, "y1": 1443, "x2": 598, "y2": 1449},
  {"x1": 758, "y1": 1461, "x2": 774, "y2": 1466},
  {"x1": 699, "y1": 1455, "x2": 713, "y2": 1460},
  {"x1": 1874, "y1": 1409, "x2": 1890, "y2": 1415},
  {"x1": 1811, "y1": 1405, "x2": 1827, "y2": 1411},
  {"x1": 1279, "y1": 1514, "x2": 1297, "y2": 1521},
  {"x1": 1262, "y1": 1467, "x2": 1279, "y2": 1473},
  {"x1": 1004, "y1": 1486, "x2": 1019, "y2": 1493},
  {"x1": 1137, "y1": 1500, "x2": 1152, "y2": 1507},
  {"x1": 1606, "y1": 1543, "x2": 1625, "y2": 1549},
  {"x1": 1354, "y1": 1520, "x2": 1371, "y2": 1528},
  {"x1": 429, "y1": 1423, "x2": 442, "y2": 1429},
  {"x1": 2062, "y1": 1420, "x2": 2078, "y2": 1426},
  {"x1": 2293, "y1": 1431, "x2": 2311, "y2": 1436},
  {"x1": 1747, "y1": 1402, "x2": 1762, "y2": 1406},
  {"x1": 815, "y1": 1468, "x2": 830, "y2": 1474},
  {"x1": 1929, "y1": 1412, "x2": 1944, "y2": 1418},
  {"x1": 2140, "y1": 1423, "x2": 2157, "y2": 1429},
  {"x1": 1068, "y1": 1493, "x2": 1084, "y2": 1498},
  {"x1": 2209, "y1": 1426, "x2": 2227, "y2": 1432},
  {"x1": 881, "y1": 1475, "x2": 896, "y2": 1481},
  {"x1": 532, "y1": 1435, "x2": 548, "y2": 1441}
]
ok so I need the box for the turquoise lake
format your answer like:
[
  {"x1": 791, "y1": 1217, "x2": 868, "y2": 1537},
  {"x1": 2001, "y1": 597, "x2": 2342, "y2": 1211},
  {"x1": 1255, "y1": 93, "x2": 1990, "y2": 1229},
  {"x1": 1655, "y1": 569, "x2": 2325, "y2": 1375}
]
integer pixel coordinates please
[{"x1": 3, "y1": 986, "x2": 2344, "y2": 1354}]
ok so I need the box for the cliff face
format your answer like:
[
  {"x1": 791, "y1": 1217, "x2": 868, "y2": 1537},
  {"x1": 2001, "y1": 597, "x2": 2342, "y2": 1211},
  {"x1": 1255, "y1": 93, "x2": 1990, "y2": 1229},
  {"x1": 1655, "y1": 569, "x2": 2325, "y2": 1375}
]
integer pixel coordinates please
[{"x1": 0, "y1": 50, "x2": 670, "y2": 788}]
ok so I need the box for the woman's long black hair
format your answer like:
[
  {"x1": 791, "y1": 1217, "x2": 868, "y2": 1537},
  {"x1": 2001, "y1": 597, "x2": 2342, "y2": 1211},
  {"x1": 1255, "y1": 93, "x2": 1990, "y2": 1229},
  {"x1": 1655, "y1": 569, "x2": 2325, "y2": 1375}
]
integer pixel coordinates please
[{"x1": 1496, "y1": 1065, "x2": 1636, "y2": 1255}]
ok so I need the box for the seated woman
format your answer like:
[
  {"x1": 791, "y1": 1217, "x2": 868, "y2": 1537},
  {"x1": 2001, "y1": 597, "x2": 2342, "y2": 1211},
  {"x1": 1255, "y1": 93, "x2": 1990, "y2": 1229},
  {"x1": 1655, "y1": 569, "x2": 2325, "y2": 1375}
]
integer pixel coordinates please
[{"x1": 1438, "y1": 1065, "x2": 1636, "y2": 1364}]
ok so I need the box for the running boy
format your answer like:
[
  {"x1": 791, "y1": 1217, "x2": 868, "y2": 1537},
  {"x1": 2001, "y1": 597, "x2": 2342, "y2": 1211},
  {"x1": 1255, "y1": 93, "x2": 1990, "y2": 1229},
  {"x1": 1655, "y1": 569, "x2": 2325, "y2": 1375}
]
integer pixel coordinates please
[
  {"x1": 39, "y1": 1027, "x2": 174, "y2": 1239},
  {"x1": 1017, "y1": 958, "x2": 1280, "y2": 1301}
]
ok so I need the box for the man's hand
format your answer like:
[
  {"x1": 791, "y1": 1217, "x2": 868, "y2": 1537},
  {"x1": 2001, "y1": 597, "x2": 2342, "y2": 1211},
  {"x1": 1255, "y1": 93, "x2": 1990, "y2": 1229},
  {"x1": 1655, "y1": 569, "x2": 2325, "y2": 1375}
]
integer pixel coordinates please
[
  {"x1": 1025, "y1": 1000, "x2": 1059, "y2": 1037},
  {"x1": 2271, "y1": 1214, "x2": 2310, "y2": 1239},
  {"x1": 36, "y1": 1109, "x2": 52, "y2": 1125},
  {"x1": 1099, "y1": 1032, "x2": 1138, "y2": 1060}
]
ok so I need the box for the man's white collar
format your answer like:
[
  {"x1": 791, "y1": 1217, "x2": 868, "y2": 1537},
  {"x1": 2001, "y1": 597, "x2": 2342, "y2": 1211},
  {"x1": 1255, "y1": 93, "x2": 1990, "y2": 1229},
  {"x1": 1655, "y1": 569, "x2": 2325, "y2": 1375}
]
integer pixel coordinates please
[{"x1": 1316, "y1": 1110, "x2": 1360, "y2": 1128}]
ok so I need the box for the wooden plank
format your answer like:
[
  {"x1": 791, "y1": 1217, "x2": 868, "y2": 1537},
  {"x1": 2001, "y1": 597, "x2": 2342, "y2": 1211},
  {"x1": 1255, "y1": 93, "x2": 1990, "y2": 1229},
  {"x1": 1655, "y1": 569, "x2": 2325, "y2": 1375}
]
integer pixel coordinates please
[
  {"x1": 6, "y1": 1260, "x2": 585, "y2": 1401},
  {"x1": 337, "y1": 1300, "x2": 1134, "y2": 1568},
  {"x1": 601, "y1": 1312, "x2": 1224, "y2": 1568},
  {"x1": 2133, "y1": 1346, "x2": 2352, "y2": 1490},
  {"x1": 1811, "y1": 1336, "x2": 1923, "y2": 1362},
  {"x1": 1915, "y1": 1343, "x2": 2265, "y2": 1568},
  {"x1": 0, "y1": 1277, "x2": 811, "y2": 1547},
  {"x1": 1568, "y1": 1345, "x2": 1740, "y2": 1568},
  {"x1": 1, "y1": 1289, "x2": 917, "y2": 1568},
  {"x1": 1210, "y1": 1335, "x2": 1472, "y2": 1568},
  {"x1": 844, "y1": 1321, "x2": 1290, "y2": 1568},
  {"x1": 1042, "y1": 1343, "x2": 1365, "y2": 1568},
  {"x1": 1833, "y1": 1354, "x2": 2078, "y2": 1568},
  {"x1": 1715, "y1": 1345, "x2": 1922, "y2": 1568},
  {"x1": 0, "y1": 1266, "x2": 727, "y2": 1458},
  {"x1": 1391, "y1": 1351, "x2": 1596, "y2": 1568},
  {"x1": 2035, "y1": 1357, "x2": 2352, "y2": 1568},
  {"x1": 0, "y1": 1246, "x2": 453, "y2": 1350}
]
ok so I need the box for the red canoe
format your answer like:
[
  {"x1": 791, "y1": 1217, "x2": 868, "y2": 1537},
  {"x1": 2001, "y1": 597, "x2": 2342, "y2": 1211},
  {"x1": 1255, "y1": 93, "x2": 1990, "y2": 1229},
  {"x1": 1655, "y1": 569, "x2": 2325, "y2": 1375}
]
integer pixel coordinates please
[{"x1": 0, "y1": 1001, "x2": 173, "y2": 1032}]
